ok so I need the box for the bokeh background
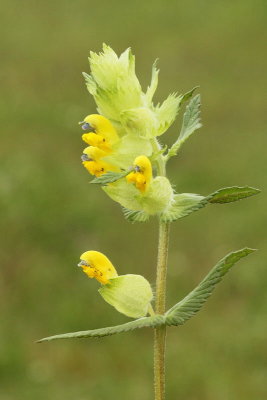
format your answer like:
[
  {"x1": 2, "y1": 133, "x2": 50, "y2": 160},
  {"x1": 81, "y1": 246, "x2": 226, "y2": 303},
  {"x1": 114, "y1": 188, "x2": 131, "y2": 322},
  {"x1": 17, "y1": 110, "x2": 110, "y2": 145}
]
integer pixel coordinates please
[{"x1": 1, "y1": 1, "x2": 266, "y2": 399}]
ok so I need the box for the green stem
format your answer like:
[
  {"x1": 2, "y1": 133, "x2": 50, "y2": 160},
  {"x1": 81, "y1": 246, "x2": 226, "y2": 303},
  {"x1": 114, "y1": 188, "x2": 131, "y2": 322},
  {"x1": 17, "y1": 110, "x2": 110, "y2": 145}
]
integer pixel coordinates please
[
  {"x1": 152, "y1": 137, "x2": 169, "y2": 400},
  {"x1": 154, "y1": 221, "x2": 170, "y2": 400}
]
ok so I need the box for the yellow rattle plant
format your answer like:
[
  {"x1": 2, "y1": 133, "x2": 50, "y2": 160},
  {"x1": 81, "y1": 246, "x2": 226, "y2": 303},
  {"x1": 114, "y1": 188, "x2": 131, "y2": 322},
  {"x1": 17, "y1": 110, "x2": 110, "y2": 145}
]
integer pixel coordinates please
[{"x1": 39, "y1": 44, "x2": 260, "y2": 400}]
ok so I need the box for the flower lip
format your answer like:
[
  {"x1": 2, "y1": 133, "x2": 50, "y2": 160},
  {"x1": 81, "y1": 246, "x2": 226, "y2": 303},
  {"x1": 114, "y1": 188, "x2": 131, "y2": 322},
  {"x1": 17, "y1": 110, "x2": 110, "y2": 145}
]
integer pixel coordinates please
[
  {"x1": 80, "y1": 122, "x2": 95, "y2": 132},
  {"x1": 134, "y1": 165, "x2": 141, "y2": 172},
  {"x1": 78, "y1": 260, "x2": 90, "y2": 267},
  {"x1": 81, "y1": 154, "x2": 92, "y2": 162}
]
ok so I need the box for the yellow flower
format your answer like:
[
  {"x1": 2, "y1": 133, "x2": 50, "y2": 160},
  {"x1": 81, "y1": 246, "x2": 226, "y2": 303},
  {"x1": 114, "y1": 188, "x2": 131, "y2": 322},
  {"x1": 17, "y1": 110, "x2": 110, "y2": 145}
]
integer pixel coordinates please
[
  {"x1": 126, "y1": 155, "x2": 152, "y2": 193},
  {"x1": 81, "y1": 114, "x2": 119, "y2": 153},
  {"x1": 78, "y1": 250, "x2": 154, "y2": 318},
  {"x1": 78, "y1": 250, "x2": 118, "y2": 285},
  {"x1": 81, "y1": 146, "x2": 118, "y2": 177}
]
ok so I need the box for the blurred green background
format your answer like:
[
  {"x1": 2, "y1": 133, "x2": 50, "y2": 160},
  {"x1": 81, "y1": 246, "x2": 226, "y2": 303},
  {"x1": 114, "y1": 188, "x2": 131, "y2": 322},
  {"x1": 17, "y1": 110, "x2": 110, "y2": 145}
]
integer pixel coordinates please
[{"x1": 1, "y1": 0, "x2": 266, "y2": 399}]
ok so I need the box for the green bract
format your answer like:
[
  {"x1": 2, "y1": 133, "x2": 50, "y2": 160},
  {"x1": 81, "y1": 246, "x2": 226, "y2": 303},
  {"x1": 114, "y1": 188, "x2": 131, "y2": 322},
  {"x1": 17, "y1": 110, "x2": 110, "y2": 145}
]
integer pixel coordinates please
[
  {"x1": 99, "y1": 274, "x2": 153, "y2": 318},
  {"x1": 103, "y1": 176, "x2": 174, "y2": 215},
  {"x1": 83, "y1": 44, "x2": 181, "y2": 139}
]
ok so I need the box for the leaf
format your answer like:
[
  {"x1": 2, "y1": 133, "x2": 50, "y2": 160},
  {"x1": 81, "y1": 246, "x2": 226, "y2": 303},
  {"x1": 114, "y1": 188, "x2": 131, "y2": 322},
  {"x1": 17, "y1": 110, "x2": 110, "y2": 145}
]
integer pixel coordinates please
[
  {"x1": 161, "y1": 186, "x2": 260, "y2": 223},
  {"x1": 165, "y1": 248, "x2": 256, "y2": 326},
  {"x1": 166, "y1": 94, "x2": 202, "y2": 159},
  {"x1": 177, "y1": 94, "x2": 202, "y2": 144},
  {"x1": 161, "y1": 193, "x2": 207, "y2": 222},
  {"x1": 207, "y1": 186, "x2": 261, "y2": 204},
  {"x1": 38, "y1": 248, "x2": 257, "y2": 342},
  {"x1": 37, "y1": 315, "x2": 165, "y2": 343},
  {"x1": 90, "y1": 170, "x2": 130, "y2": 185},
  {"x1": 180, "y1": 86, "x2": 199, "y2": 105},
  {"x1": 123, "y1": 208, "x2": 150, "y2": 223}
]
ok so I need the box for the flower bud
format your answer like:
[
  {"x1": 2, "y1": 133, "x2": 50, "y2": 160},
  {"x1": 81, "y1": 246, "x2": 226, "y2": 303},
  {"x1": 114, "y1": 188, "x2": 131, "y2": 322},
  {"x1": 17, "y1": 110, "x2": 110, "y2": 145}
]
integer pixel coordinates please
[{"x1": 84, "y1": 45, "x2": 142, "y2": 121}]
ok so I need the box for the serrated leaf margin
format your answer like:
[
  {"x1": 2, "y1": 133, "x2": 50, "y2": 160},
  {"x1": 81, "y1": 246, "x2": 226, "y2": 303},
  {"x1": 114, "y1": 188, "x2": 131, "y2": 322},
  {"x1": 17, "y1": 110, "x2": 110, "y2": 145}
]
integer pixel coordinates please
[
  {"x1": 37, "y1": 315, "x2": 165, "y2": 343},
  {"x1": 165, "y1": 248, "x2": 256, "y2": 326}
]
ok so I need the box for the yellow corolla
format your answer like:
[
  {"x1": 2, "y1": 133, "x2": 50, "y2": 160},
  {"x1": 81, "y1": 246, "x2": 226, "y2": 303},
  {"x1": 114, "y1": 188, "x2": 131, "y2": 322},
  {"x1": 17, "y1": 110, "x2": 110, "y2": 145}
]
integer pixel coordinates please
[
  {"x1": 126, "y1": 155, "x2": 152, "y2": 193},
  {"x1": 78, "y1": 250, "x2": 154, "y2": 318},
  {"x1": 81, "y1": 114, "x2": 119, "y2": 153},
  {"x1": 81, "y1": 146, "x2": 118, "y2": 177},
  {"x1": 78, "y1": 250, "x2": 118, "y2": 285}
]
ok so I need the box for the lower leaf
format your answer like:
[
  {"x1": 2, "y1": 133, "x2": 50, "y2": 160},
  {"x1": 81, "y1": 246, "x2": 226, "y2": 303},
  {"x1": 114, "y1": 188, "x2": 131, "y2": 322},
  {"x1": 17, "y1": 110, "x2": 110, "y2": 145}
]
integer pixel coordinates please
[
  {"x1": 165, "y1": 248, "x2": 256, "y2": 326},
  {"x1": 37, "y1": 315, "x2": 165, "y2": 342}
]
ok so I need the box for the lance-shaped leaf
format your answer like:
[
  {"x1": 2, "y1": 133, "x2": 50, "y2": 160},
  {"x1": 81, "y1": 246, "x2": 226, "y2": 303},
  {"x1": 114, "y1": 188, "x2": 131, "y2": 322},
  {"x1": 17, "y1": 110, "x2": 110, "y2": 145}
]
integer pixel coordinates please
[
  {"x1": 161, "y1": 186, "x2": 260, "y2": 223},
  {"x1": 180, "y1": 86, "x2": 199, "y2": 105},
  {"x1": 165, "y1": 248, "x2": 256, "y2": 326},
  {"x1": 37, "y1": 315, "x2": 165, "y2": 343},
  {"x1": 207, "y1": 186, "x2": 261, "y2": 204},
  {"x1": 166, "y1": 94, "x2": 202, "y2": 159},
  {"x1": 90, "y1": 170, "x2": 130, "y2": 185}
]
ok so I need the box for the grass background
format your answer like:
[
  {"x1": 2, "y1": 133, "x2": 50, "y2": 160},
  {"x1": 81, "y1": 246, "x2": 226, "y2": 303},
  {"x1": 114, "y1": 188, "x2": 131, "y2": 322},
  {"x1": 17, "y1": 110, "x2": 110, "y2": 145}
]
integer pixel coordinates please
[{"x1": 1, "y1": 0, "x2": 266, "y2": 399}]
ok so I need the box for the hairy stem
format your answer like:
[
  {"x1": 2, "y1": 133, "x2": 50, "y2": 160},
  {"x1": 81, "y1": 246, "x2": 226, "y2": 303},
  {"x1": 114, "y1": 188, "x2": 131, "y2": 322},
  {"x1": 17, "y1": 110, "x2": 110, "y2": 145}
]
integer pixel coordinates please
[
  {"x1": 154, "y1": 221, "x2": 170, "y2": 400},
  {"x1": 152, "y1": 137, "x2": 170, "y2": 400}
]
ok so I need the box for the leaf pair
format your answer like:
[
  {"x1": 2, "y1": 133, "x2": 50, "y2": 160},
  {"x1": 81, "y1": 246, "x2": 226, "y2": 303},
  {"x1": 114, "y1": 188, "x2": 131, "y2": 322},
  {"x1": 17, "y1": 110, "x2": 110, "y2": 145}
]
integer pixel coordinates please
[{"x1": 38, "y1": 248, "x2": 255, "y2": 342}]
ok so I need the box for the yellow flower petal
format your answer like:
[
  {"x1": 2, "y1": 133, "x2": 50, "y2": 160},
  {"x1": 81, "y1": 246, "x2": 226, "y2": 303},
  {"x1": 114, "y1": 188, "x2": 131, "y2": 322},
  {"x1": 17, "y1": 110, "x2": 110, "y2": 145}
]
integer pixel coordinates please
[
  {"x1": 82, "y1": 146, "x2": 119, "y2": 177},
  {"x1": 79, "y1": 251, "x2": 118, "y2": 285},
  {"x1": 126, "y1": 155, "x2": 152, "y2": 193},
  {"x1": 83, "y1": 114, "x2": 119, "y2": 146}
]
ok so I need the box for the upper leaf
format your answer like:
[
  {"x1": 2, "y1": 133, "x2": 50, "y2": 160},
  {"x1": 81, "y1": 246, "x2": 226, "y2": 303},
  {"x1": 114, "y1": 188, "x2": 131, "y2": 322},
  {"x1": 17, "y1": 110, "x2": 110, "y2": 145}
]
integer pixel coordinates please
[
  {"x1": 37, "y1": 315, "x2": 165, "y2": 342},
  {"x1": 160, "y1": 186, "x2": 260, "y2": 223},
  {"x1": 180, "y1": 86, "x2": 199, "y2": 105},
  {"x1": 207, "y1": 186, "x2": 261, "y2": 204},
  {"x1": 165, "y1": 248, "x2": 256, "y2": 326},
  {"x1": 166, "y1": 94, "x2": 202, "y2": 159}
]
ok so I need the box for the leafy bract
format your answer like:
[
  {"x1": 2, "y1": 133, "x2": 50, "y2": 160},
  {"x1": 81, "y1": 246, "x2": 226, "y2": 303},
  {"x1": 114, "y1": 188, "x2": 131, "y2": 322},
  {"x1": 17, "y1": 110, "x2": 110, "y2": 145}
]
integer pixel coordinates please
[
  {"x1": 160, "y1": 186, "x2": 260, "y2": 223},
  {"x1": 90, "y1": 170, "x2": 130, "y2": 185},
  {"x1": 144, "y1": 60, "x2": 159, "y2": 104},
  {"x1": 165, "y1": 248, "x2": 256, "y2": 326},
  {"x1": 104, "y1": 176, "x2": 174, "y2": 216},
  {"x1": 154, "y1": 93, "x2": 182, "y2": 136},
  {"x1": 166, "y1": 94, "x2": 202, "y2": 159},
  {"x1": 161, "y1": 193, "x2": 206, "y2": 222},
  {"x1": 123, "y1": 208, "x2": 150, "y2": 223},
  {"x1": 37, "y1": 315, "x2": 165, "y2": 342}
]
